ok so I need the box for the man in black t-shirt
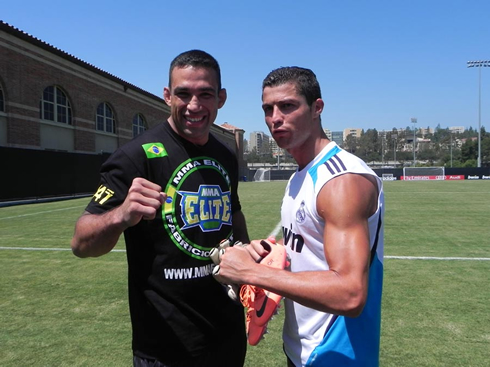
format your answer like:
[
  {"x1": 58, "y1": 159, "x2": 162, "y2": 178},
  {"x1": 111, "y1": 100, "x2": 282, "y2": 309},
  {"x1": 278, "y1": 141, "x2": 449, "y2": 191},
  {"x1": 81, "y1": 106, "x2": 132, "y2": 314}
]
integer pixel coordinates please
[{"x1": 71, "y1": 50, "x2": 250, "y2": 367}]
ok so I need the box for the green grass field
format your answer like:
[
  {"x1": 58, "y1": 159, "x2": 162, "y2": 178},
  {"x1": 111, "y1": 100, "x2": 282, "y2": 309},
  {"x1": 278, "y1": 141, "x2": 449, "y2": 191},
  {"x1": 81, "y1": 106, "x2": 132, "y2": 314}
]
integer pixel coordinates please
[{"x1": 1, "y1": 180, "x2": 489, "y2": 366}]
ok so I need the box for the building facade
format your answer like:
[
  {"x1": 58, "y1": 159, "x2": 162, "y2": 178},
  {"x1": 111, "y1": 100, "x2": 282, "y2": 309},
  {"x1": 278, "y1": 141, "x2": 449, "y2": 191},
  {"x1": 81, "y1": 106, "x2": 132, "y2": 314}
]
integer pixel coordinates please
[
  {"x1": 343, "y1": 127, "x2": 362, "y2": 141},
  {"x1": 331, "y1": 131, "x2": 344, "y2": 146},
  {"x1": 0, "y1": 21, "x2": 172, "y2": 153},
  {"x1": 248, "y1": 131, "x2": 270, "y2": 154},
  {"x1": 0, "y1": 21, "x2": 245, "y2": 200}
]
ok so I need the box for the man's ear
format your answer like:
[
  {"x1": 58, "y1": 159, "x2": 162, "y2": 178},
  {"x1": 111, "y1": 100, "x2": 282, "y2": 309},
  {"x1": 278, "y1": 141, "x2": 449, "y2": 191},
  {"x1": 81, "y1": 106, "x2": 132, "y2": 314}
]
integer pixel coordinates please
[
  {"x1": 313, "y1": 98, "x2": 324, "y2": 118},
  {"x1": 163, "y1": 87, "x2": 171, "y2": 106},
  {"x1": 218, "y1": 88, "x2": 227, "y2": 109}
]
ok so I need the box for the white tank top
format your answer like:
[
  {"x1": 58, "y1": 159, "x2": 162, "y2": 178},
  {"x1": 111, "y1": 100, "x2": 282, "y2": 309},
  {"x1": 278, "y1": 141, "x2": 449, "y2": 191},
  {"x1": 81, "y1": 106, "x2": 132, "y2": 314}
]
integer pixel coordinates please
[{"x1": 281, "y1": 142, "x2": 384, "y2": 367}]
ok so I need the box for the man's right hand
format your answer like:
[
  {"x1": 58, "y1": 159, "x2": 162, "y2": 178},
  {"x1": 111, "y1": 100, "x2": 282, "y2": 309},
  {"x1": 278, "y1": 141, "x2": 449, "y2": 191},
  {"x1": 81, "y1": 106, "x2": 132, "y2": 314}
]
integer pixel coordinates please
[
  {"x1": 245, "y1": 236, "x2": 277, "y2": 263},
  {"x1": 71, "y1": 177, "x2": 165, "y2": 258},
  {"x1": 117, "y1": 177, "x2": 166, "y2": 228}
]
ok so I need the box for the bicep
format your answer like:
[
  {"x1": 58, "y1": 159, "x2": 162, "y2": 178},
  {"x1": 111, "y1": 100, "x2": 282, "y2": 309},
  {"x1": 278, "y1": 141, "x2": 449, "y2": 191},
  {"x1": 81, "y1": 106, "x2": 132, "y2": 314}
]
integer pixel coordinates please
[{"x1": 318, "y1": 174, "x2": 377, "y2": 278}]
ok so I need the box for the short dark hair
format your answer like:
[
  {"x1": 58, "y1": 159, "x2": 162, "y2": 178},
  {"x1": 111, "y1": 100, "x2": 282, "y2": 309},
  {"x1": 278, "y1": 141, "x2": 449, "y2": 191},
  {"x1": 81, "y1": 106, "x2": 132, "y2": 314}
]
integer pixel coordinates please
[
  {"x1": 262, "y1": 67, "x2": 321, "y2": 106},
  {"x1": 169, "y1": 49, "x2": 222, "y2": 90}
]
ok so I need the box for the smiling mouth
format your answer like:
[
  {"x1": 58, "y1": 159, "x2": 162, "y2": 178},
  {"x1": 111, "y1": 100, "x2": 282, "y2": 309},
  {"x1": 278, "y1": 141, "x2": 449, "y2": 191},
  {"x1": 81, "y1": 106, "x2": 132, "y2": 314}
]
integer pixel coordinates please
[{"x1": 186, "y1": 116, "x2": 205, "y2": 123}]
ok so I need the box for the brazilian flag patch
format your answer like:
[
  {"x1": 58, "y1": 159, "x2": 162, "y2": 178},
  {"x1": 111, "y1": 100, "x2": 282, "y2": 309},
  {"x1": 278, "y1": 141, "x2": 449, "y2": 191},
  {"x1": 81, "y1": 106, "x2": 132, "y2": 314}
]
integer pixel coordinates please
[{"x1": 142, "y1": 143, "x2": 167, "y2": 159}]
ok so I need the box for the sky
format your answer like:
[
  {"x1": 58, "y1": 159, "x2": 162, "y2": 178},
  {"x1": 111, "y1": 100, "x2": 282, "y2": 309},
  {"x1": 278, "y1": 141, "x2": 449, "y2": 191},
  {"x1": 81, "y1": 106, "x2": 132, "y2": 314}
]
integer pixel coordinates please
[{"x1": 3, "y1": 0, "x2": 490, "y2": 140}]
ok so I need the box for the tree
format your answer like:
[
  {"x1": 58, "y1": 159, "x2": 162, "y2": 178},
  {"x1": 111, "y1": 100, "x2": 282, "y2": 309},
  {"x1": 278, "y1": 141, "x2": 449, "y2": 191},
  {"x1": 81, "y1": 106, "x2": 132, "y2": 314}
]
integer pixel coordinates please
[
  {"x1": 481, "y1": 135, "x2": 490, "y2": 166},
  {"x1": 358, "y1": 129, "x2": 380, "y2": 163},
  {"x1": 344, "y1": 134, "x2": 359, "y2": 154},
  {"x1": 461, "y1": 139, "x2": 477, "y2": 164},
  {"x1": 396, "y1": 151, "x2": 412, "y2": 166},
  {"x1": 418, "y1": 149, "x2": 438, "y2": 165},
  {"x1": 463, "y1": 159, "x2": 477, "y2": 168},
  {"x1": 245, "y1": 147, "x2": 260, "y2": 163}
]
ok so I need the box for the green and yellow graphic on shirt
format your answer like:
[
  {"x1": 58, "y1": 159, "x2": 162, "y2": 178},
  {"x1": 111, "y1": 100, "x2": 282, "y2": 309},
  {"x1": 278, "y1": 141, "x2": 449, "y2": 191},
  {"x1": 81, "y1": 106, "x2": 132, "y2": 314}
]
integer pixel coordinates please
[
  {"x1": 162, "y1": 157, "x2": 232, "y2": 260},
  {"x1": 92, "y1": 184, "x2": 115, "y2": 204},
  {"x1": 142, "y1": 142, "x2": 167, "y2": 158},
  {"x1": 179, "y1": 185, "x2": 232, "y2": 230}
]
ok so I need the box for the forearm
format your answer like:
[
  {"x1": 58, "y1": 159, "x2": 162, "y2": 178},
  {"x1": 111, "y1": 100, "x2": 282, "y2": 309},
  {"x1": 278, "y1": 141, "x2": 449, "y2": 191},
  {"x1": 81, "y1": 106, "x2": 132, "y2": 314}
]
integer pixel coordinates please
[
  {"x1": 217, "y1": 244, "x2": 367, "y2": 316},
  {"x1": 71, "y1": 210, "x2": 127, "y2": 258},
  {"x1": 245, "y1": 265, "x2": 367, "y2": 317}
]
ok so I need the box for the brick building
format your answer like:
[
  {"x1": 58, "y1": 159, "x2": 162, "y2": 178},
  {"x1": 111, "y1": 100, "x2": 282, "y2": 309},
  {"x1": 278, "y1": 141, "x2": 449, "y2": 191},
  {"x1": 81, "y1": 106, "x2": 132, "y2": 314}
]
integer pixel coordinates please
[{"x1": 0, "y1": 21, "x2": 245, "y2": 200}]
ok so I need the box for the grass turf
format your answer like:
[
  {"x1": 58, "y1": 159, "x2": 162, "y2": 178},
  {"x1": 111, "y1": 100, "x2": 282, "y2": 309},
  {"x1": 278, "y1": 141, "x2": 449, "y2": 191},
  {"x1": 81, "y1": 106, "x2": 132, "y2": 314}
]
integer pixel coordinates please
[{"x1": 1, "y1": 180, "x2": 489, "y2": 366}]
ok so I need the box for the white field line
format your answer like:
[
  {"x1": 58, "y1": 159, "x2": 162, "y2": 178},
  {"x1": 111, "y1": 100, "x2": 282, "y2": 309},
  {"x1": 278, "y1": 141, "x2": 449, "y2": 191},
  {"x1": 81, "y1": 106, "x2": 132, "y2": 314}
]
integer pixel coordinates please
[
  {"x1": 0, "y1": 247, "x2": 126, "y2": 253},
  {"x1": 0, "y1": 206, "x2": 85, "y2": 220},
  {"x1": 385, "y1": 256, "x2": 490, "y2": 261},
  {"x1": 393, "y1": 191, "x2": 490, "y2": 195},
  {"x1": 266, "y1": 221, "x2": 490, "y2": 261},
  {"x1": 0, "y1": 246, "x2": 488, "y2": 260},
  {"x1": 2, "y1": 219, "x2": 489, "y2": 261},
  {"x1": 268, "y1": 221, "x2": 283, "y2": 239}
]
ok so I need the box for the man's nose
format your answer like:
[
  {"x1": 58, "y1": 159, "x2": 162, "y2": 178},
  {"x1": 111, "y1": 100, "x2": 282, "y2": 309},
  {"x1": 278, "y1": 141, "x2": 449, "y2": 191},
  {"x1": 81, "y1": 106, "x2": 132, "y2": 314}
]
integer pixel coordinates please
[
  {"x1": 187, "y1": 95, "x2": 201, "y2": 110},
  {"x1": 271, "y1": 106, "x2": 282, "y2": 124}
]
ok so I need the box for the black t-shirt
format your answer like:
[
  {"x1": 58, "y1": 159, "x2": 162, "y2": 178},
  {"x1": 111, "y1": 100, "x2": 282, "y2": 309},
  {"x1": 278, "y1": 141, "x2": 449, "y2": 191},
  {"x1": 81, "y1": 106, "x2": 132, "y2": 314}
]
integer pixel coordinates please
[{"x1": 86, "y1": 121, "x2": 246, "y2": 365}]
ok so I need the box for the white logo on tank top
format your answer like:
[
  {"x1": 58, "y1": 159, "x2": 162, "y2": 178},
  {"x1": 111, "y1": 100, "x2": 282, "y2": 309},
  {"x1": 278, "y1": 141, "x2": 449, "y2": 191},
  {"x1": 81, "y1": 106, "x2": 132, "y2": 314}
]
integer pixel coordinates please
[{"x1": 296, "y1": 201, "x2": 306, "y2": 223}]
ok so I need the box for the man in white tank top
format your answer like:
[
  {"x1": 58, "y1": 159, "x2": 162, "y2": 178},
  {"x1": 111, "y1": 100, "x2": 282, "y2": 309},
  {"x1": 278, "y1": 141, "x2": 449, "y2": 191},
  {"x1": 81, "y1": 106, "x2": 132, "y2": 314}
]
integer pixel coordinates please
[{"x1": 215, "y1": 67, "x2": 384, "y2": 367}]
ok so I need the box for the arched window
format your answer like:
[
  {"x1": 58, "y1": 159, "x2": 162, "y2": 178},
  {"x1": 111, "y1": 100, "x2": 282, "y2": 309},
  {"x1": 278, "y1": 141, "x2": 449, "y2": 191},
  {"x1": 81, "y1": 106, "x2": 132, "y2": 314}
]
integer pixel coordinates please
[
  {"x1": 132, "y1": 113, "x2": 147, "y2": 137},
  {"x1": 96, "y1": 103, "x2": 115, "y2": 133},
  {"x1": 40, "y1": 86, "x2": 72, "y2": 124}
]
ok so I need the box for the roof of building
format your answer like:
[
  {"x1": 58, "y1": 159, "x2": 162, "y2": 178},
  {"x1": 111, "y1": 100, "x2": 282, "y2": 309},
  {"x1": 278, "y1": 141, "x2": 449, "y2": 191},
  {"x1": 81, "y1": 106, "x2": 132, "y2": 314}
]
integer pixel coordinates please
[
  {"x1": 0, "y1": 20, "x2": 164, "y2": 103},
  {"x1": 220, "y1": 122, "x2": 244, "y2": 132}
]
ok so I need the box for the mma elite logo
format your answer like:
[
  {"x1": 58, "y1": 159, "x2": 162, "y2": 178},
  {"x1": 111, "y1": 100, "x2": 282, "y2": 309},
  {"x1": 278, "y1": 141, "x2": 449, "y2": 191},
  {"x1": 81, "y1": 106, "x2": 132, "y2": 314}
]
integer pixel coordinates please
[
  {"x1": 179, "y1": 185, "x2": 232, "y2": 231},
  {"x1": 162, "y1": 157, "x2": 232, "y2": 260}
]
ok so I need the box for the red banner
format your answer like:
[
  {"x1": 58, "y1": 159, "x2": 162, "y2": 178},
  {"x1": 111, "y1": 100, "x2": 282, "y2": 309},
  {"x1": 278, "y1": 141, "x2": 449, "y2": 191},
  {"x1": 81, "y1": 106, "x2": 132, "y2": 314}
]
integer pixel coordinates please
[{"x1": 401, "y1": 175, "x2": 465, "y2": 181}]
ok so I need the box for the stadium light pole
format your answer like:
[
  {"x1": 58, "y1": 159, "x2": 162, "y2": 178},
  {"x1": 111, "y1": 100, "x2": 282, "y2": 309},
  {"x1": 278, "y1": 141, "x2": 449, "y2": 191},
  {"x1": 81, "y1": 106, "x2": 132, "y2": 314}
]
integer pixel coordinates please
[
  {"x1": 392, "y1": 134, "x2": 397, "y2": 167},
  {"x1": 381, "y1": 132, "x2": 385, "y2": 166},
  {"x1": 411, "y1": 118, "x2": 417, "y2": 166},
  {"x1": 450, "y1": 131, "x2": 453, "y2": 168},
  {"x1": 467, "y1": 60, "x2": 490, "y2": 167}
]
